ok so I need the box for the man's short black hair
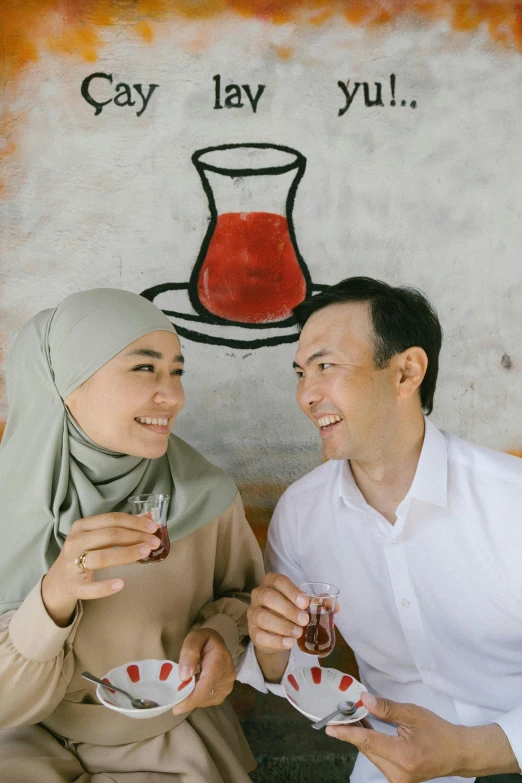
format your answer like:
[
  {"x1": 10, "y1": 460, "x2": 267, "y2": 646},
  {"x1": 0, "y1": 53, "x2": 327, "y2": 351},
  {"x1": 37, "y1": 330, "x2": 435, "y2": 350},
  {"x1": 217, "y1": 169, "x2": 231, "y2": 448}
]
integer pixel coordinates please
[{"x1": 292, "y1": 276, "x2": 443, "y2": 415}]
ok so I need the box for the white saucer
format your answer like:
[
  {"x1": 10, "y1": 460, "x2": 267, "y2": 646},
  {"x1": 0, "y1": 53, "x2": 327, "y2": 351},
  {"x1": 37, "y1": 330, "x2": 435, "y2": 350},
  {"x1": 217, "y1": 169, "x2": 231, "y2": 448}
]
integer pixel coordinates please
[
  {"x1": 96, "y1": 659, "x2": 195, "y2": 720},
  {"x1": 282, "y1": 666, "x2": 369, "y2": 725}
]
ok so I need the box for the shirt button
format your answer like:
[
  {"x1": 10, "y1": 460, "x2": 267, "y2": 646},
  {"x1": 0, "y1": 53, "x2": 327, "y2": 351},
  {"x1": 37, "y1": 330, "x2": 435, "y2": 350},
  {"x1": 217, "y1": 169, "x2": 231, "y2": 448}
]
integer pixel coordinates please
[
  {"x1": 401, "y1": 598, "x2": 411, "y2": 608},
  {"x1": 389, "y1": 537, "x2": 397, "y2": 544},
  {"x1": 422, "y1": 664, "x2": 431, "y2": 672}
]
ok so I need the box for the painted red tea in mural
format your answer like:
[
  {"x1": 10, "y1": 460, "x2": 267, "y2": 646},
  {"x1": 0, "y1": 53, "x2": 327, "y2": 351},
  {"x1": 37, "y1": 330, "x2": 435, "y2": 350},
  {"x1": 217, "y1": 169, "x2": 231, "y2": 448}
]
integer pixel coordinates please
[{"x1": 197, "y1": 211, "x2": 307, "y2": 323}]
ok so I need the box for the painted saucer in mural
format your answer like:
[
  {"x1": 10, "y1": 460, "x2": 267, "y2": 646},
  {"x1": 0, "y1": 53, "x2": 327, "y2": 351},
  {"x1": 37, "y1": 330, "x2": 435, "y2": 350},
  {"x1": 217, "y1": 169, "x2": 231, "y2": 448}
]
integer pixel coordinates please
[
  {"x1": 141, "y1": 283, "x2": 327, "y2": 350},
  {"x1": 141, "y1": 143, "x2": 328, "y2": 349},
  {"x1": 282, "y1": 667, "x2": 368, "y2": 724}
]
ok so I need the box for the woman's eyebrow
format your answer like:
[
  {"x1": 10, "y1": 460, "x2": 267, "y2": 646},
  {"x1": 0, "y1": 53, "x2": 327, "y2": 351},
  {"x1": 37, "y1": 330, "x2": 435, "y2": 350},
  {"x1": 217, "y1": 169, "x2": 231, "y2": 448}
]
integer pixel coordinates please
[{"x1": 123, "y1": 349, "x2": 185, "y2": 363}]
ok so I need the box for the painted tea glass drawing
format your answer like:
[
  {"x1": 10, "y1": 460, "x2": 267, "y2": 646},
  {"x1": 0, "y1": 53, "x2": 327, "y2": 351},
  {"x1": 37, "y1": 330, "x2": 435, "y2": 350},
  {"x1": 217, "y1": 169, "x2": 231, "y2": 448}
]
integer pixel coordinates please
[
  {"x1": 142, "y1": 142, "x2": 326, "y2": 348},
  {"x1": 189, "y1": 143, "x2": 311, "y2": 325}
]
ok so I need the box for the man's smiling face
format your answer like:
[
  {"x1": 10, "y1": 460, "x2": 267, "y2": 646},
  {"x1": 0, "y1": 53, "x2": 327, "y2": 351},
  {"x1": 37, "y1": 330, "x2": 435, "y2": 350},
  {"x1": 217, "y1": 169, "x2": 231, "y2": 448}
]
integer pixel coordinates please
[{"x1": 293, "y1": 301, "x2": 398, "y2": 461}]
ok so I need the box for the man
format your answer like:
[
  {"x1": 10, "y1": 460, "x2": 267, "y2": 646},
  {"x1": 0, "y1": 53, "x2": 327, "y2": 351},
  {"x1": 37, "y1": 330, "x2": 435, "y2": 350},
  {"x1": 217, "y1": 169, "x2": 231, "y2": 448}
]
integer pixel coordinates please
[{"x1": 237, "y1": 277, "x2": 522, "y2": 783}]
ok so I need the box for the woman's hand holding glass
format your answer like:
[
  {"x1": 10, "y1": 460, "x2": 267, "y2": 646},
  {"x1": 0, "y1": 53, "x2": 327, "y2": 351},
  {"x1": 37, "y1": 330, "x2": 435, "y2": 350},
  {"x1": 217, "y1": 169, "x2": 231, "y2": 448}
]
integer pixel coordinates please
[{"x1": 41, "y1": 512, "x2": 161, "y2": 626}]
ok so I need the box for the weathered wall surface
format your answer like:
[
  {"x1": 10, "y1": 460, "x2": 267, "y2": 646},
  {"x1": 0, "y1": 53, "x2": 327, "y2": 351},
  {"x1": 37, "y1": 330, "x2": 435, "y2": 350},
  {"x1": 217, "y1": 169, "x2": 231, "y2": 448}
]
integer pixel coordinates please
[
  {"x1": 1, "y1": 2, "x2": 522, "y2": 522},
  {"x1": 1, "y1": 3, "x2": 521, "y2": 776}
]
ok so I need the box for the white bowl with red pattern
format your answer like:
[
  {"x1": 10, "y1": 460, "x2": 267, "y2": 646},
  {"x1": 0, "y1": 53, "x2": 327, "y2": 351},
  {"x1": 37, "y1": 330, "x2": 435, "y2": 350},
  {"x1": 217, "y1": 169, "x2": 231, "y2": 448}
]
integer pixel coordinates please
[
  {"x1": 282, "y1": 666, "x2": 369, "y2": 725},
  {"x1": 96, "y1": 659, "x2": 195, "y2": 720}
]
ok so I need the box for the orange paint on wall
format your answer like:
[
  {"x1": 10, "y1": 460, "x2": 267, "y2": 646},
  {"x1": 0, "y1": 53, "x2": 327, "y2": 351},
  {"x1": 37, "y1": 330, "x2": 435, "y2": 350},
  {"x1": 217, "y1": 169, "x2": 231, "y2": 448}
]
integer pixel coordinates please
[
  {"x1": 0, "y1": 143, "x2": 16, "y2": 160},
  {"x1": 135, "y1": 21, "x2": 155, "y2": 43},
  {"x1": 239, "y1": 480, "x2": 286, "y2": 547},
  {"x1": 271, "y1": 44, "x2": 294, "y2": 60},
  {"x1": 2, "y1": 0, "x2": 522, "y2": 97},
  {"x1": 1, "y1": 1, "x2": 522, "y2": 182},
  {"x1": 47, "y1": 24, "x2": 102, "y2": 63}
]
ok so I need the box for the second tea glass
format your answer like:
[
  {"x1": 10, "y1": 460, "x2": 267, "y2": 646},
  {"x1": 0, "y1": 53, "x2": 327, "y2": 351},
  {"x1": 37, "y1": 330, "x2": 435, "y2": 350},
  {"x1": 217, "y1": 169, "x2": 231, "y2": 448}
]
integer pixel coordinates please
[
  {"x1": 297, "y1": 582, "x2": 340, "y2": 658},
  {"x1": 128, "y1": 493, "x2": 170, "y2": 564}
]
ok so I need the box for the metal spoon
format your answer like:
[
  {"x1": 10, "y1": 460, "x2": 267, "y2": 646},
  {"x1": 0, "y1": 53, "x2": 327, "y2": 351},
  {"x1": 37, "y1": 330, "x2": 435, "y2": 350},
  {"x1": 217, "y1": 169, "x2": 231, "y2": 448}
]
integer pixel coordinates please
[
  {"x1": 311, "y1": 699, "x2": 357, "y2": 730},
  {"x1": 82, "y1": 671, "x2": 159, "y2": 709}
]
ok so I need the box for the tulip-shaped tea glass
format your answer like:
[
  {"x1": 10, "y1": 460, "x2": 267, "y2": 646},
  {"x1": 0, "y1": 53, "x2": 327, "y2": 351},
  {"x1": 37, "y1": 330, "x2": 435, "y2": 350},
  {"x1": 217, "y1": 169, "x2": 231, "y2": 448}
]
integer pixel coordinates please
[
  {"x1": 189, "y1": 143, "x2": 311, "y2": 325},
  {"x1": 298, "y1": 582, "x2": 339, "y2": 657},
  {"x1": 129, "y1": 493, "x2": 170, "y2": 564}
]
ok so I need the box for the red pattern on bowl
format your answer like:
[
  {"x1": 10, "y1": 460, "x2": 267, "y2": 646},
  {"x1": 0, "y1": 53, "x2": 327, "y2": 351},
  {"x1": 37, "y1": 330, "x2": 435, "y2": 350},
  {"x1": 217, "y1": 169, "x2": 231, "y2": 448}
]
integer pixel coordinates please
[
  {"x1": 282, "y1": 667, "x2": 369, "y2": 725},
  {"x1": 96, "y1": 659, "x2": 195, "y2": 721},
  {"x1": 127, "y1": 664, "x2": 140, "y2": 683},
  {"x1": 160, "y1": 663, "x2": 173, "y2": 681}
]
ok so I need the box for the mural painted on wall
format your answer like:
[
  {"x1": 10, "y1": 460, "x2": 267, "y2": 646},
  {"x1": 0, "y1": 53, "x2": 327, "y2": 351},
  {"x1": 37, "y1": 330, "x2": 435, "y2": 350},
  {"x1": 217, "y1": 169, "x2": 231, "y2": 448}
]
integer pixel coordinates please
[
  {"x1": 143, "y1": 142, "x2": 329, "y2": 349},
  {"x1": 1, "y1": 1, "x2": 522, "y2": 525}
]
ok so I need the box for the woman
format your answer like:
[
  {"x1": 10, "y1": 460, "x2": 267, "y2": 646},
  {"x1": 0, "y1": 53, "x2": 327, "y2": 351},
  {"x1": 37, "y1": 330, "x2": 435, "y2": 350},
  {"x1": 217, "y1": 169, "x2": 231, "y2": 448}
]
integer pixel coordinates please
[{"x1": 0, "y1": 288, "x2": 265, "y2": 782}]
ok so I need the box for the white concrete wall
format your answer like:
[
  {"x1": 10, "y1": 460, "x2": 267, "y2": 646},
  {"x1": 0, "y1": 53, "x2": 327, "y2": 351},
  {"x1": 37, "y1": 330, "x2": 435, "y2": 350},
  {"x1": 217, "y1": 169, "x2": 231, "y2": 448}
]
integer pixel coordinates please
[{"x1": 2, "y1": 10, "x2": 522, "y2": 492}]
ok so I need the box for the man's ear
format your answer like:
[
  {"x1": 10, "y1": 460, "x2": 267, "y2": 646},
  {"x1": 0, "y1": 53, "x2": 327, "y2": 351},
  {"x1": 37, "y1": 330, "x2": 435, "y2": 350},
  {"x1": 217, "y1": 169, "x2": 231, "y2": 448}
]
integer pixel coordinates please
[{"x1": 396, "y1": 347, "x2": 428, "y2": 402}]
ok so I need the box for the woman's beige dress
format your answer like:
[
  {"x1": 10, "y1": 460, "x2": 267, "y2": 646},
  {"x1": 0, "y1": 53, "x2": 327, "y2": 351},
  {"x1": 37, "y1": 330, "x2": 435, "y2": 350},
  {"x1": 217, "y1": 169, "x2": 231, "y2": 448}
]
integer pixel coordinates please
[{"x1": 0, "y1": 494, "x2": 264, "y2": 782}]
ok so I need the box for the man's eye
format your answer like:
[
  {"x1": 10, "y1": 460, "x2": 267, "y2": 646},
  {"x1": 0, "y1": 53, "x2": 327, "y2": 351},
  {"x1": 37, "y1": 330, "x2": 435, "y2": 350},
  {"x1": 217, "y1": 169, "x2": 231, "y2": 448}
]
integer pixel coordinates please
[
  {"x1": 320, "y1": 363, "x2": 332, "y2": 370},
  {"x1": 295, "y1": 371, "x2": 304, "y2": 379},
  {"x1": 172, "y1": 369, "x2": 185, "y2": 376},
  {"x1": 133, "y1": 364, "x2": 154, "y2": 372}
]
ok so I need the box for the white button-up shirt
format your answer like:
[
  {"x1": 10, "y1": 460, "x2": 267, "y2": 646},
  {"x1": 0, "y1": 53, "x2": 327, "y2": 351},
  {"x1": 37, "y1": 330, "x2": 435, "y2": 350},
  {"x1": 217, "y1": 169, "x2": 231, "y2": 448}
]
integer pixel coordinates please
[{"x1": 238, "y1": 419, "x2": 522, "y2": 783}]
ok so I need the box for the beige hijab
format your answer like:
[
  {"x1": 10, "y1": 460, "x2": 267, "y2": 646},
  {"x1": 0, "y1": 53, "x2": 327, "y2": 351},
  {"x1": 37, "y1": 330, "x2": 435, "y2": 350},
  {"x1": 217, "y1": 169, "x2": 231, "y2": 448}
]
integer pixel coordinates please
[{"x1": 0, "y1": 288, "x2": 236, "y2": 614}]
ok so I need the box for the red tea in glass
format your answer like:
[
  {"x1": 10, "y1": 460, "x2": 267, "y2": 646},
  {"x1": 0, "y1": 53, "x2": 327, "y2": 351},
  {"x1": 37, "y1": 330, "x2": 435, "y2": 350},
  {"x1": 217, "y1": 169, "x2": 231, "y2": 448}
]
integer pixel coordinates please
[
  {"x1": 297, "y1": 603, "x2": 336, "y2": 657},
  {"x1": 128, "y1": 493, "x2": 170, "y2": 565},
  {"x1": 298, "y1": 582, "x2": 339, "y2": 658},
  {"x1": 141, "y1": 525, "x2": 170, "y2": 564}
]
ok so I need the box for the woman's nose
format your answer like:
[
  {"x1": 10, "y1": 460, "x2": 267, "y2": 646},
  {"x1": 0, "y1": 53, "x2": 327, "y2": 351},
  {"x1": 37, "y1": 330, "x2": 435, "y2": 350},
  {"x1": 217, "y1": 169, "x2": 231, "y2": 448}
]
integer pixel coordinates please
[{"x1": 154, "y1": 376, "x2": 184, "y2": 407}]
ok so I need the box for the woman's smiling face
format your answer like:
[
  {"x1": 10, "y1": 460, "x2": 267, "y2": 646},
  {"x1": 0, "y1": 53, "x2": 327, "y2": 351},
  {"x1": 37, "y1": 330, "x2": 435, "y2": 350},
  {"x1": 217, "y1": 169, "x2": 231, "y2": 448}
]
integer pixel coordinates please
[{"x1": 65, "y1": 330, "x2": 185, "y2": 458}]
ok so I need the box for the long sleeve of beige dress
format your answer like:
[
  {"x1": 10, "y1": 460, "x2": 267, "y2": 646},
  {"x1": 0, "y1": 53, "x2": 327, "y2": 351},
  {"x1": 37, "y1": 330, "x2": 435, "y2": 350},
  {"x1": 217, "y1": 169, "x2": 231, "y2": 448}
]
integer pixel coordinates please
[
  {"x1": 0, "y1": 493, "x2": 265, "y2": 783},
  {"x1": 0, "y1": 581, "x2": 83, "y2": 729}
]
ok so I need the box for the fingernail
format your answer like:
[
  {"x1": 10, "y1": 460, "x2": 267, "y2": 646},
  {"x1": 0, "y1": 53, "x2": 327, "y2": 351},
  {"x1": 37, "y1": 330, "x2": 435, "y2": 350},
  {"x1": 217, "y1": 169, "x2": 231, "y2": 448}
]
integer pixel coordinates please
[
  {"x1": 298, "y1": 611, "x2": 309, "y2": 625},
  {"x1": 325, "y1": 727, "x2": 337, "y2": 737},
  {"x1": 150, "y1": 537, "x2": 160, "y2": 548},
  {"x1": 296, "y1": 595, "x2": 308, "y2": 608},
  {"x1": 283, "y1": 637, "x2": 294, "y2": 648},
  {"x1": 139, "y1": 544, "x2": 151, "y2": 556},
  {"x1": 111, "y1": 580, "x2": 123, "y2": 591},
  {"x1": 147, "y1": 521, "x2": 159, "y2": 532},
  {"x1": 292, "y1": 626, "x2": 302, "y2": 638},
  {"x1": 364, "y1": 692, "x2": 377, "y2": 707},
  {"x1": 179, "y1": 666, "x2": 190, "y2": 680}
]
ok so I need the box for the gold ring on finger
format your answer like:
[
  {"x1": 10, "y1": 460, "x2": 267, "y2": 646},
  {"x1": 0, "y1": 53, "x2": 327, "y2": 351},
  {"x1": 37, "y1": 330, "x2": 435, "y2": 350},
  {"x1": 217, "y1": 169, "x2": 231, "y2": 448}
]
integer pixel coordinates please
[{"x1": 74, "y1": 551, "x2": 90, "y2": 572}]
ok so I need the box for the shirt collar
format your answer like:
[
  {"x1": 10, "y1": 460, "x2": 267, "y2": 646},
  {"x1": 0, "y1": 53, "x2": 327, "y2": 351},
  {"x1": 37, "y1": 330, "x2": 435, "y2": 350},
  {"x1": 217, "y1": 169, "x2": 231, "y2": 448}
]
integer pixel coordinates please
[
  {"x1": 338, "y1": 416, "x2": 448, "y2": 511},
  {"x1": 405, "y1": 417, "x2": 447, "y2": 508},
  {"x1": 338, "y1": 460, "x2": 369, "y2": 511}
]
